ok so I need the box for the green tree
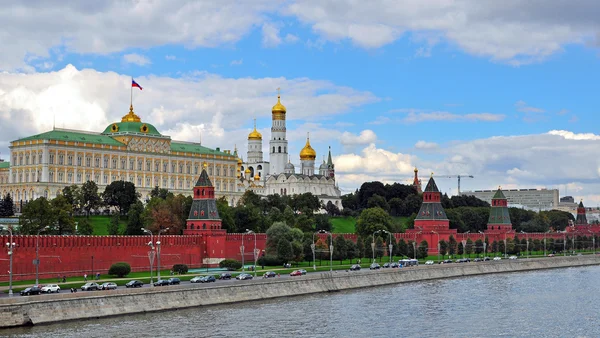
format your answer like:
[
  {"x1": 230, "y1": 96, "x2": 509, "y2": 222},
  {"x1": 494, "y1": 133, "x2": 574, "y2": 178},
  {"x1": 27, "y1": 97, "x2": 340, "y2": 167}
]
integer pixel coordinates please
[
  {"x1": 417, "y1": 240, "x2": 428, "y2": 259},
  {"x1": 219, "y1": 259, "x2": 242, "y2": 270},
  {"x1": 265, "y1": 222, "x2": 292, "y2": 256},
  {"x1": 81, "y1": 181, "x2": 101, "y2": 217},
  {"x1": 355, "y1": 207, "x2": 392, "y2": 237},
  {"x1": 0, "y1": 193, "x2": 14, "y2": 217},
  {"x1": 240, "y1": 190, "x2": 261, "y2": 207},
  {"x1": 388, "y1": 198, "x2": 404, "y2": 217},
  {"x1": 234, "y1": 205, "x2": 262, "y2": 233},
  {"x1": 19, "y1": 197, "x2": 55, "y2": 234},
  {"x1": 125, "y1": 201, "x2": 144, "y2": 235},
  {"x1": 397, "y1": 239, "x2": 408, "y2": 257},
  {"x1": 107, "y1": 214, "x2": 120, "y2": 235},
  {"x1": 51, "y1": 194, "x2": 76, "y2": 235},
  {"x1": 291, "y1": 192, "x2": 321, "y2": 215},
  {"x1": 282, "y1": 205, "x2": 296, "y2": 227},
  {"x1": 103, "y1": 181, "x2": 139, "y2": 215},
  {"x1": 407, "y1": 240, "x2": 415, "y2": 259},
  {"x1": 315, "y1": 214, "x2": 332, "y2": 232},
  {"x1": 439, "y1": 240, "x2": 448, "y2": 257},
  {"x1": 474, "y1": 239, "x2": 484, "y2": 255},
  {"x1": 367, "y1": 194, "x2": 389, "y2": 212},
  {"x1": 375, "y1": 236, "x2": 384, "y2": 259},
  {"x1": 268, "y1": 207, "x2": 284, "y2": 224},
  {"x1": 150, "y1": 186, "x2": 171, "y2": 200},
  {"x1": 292, "y1": 240, "x2": 304, "y2": 264},
  {"x1": 403, "y1": 194, "x2": 422, "y2": 217},
  {"x1": 465, "y1": 238, "x2": 474, "y2": 256},
  {"x1": 333, "y1": 235, "x2": 347, "y2": 263},
  {"x1": 216, "y1": 197, "x2": 235, "y2": 232},
  {"x1": 356, "y1": 237, "x2": 366, "y2": 259},
  {"x1": 108, "y1": 262, "x2": 131, "y2": 277},
  {"x1": 62, "y1": 184, "x2": 82, "y2": 214},
  {"x1": 277, "y1": 238, "x2": 294, "y2": 263},
  {"x1": 448, "y1": 236, "x2": 457, "y2": 256},
  {"x1": 325, "y1": 201, "x2": 340, "y2": 216},
  {"x1": 346, "y1": 240, "x2": 358, "y2": 263},
  {"x1": 457, "y1": 242, "x2": 464, "y2": 255},
  {"x1": 77, "y1": 218, "x2": 94, "y2": 235},
  {"x1": 295, "y1": 214, "x2": 314, "y2": 232}
]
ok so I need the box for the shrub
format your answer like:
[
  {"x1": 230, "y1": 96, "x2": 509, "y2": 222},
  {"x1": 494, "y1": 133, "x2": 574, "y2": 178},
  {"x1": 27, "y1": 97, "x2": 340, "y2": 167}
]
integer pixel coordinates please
[
  {"x1": 219, "y1": 259, "x2": 242, "y2": 271},
  {"x1": 172, "y1": 264, "x2": 188, "y2": 274},
  {"x1": 257, "y1": 255, "x2": 283, "y2": 267},
  {"x1": 108, "y1": 262, "x2": 131, "y2": 277}
]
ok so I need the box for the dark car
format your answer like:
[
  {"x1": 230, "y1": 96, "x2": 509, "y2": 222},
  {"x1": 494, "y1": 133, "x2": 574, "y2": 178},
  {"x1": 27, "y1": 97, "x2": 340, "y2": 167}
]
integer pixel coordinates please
[
  {"x1": 390, "y1": 262, "x2": 399, "y2": 268},
  {"x1": 382, "y1": 263, "x2": 391, "y2": 268},
  {"x1": 350, "y1": 264, "x2": 361, "y2": 271},
  {"x1": 369, "y1": 263, "x2": 381, "y2": 270},
  {"x1": 236, "y1": 273, "x2": 253, "y2": 280},
  {"x1": 219, "y1": 272, "x2": 232, "y2": 280},
  {"x1": 484, "y1": 257, "x2": 491, "y2": 261},
  {"x1": 125, "y1": 280, "x2": 144, "y2": 288},
  {"x1": 263, "y1": 271, "x2": 277, "y2": 278},
  {"x1": 473, "y1": 258, "x2": 482, "y2": 262},
  {"x1": 81, "y1": 282, "x2": 100, "y2": 291},
  {"x1": 201, "y1": 275, "x2": 216, "y2": 283},
  {"x1": 20, "y1": 286, "x2": 42, "y2": 296},
  {"x1": 167, "y1": 278, "x2": 181, "y2": 285},
  {"x1": 153, "y1": 279, "x2": 170, "y2": 286}
]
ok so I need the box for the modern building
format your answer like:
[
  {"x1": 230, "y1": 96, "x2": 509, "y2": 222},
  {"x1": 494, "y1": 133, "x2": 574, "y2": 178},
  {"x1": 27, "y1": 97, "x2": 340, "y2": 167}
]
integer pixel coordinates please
[
  {"x1": 460, "y1": 188, "x2": 559, "y2": 210},
  {"x1": 0, "y1": 104, "x2": 240, "y2": 210},
  {"x1": 237, "y1": 94, "x2": 342, "y2": 209}
]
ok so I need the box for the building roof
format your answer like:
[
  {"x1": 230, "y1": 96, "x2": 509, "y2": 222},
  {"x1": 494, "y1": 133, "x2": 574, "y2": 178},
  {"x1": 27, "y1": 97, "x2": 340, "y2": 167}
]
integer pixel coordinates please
[
  {"x1": 488, "y1": 205, "x2": 512, "y2": 225},
  {"x1": 579, "y1": 200, "x2": 584, "y2": 208},
  {"x1": 102, "y1": 121, "x2": 162, "y2": 137},
  {"x1": 170, "y1": 142, "x2": 231, "y2": 156},
  {"x1": 0, "y1": 162, "x2": 9, "y2": 169},
  {"x1": 492, "y1": 188, "x2": 506, "y2": 200},
  {"x1": 415, "y1": 202, "x2": 448, "y2": 220},
  {"x1": 195, "y1": 168, "x2": 213, "y2": 187},
  {"x1": 15, "y1": 129, "x2": 125, "y2": 147},
  {"x1": 424, "y1": 177, "x2": 440, "y2": 192}
]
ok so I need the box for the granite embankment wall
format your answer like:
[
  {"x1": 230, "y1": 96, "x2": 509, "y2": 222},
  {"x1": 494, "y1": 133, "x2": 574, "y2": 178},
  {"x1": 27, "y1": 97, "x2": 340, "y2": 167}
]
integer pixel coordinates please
[{"x1": 1, "y1": 255, "x2": 598, "y2": 328}]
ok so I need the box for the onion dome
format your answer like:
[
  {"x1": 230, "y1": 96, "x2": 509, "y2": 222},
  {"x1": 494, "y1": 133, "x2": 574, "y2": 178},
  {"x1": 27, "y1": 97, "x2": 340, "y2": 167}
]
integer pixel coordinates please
[
  {"x1": 319, "y1": 161, "x2": 327, "y2": 170},
  {"x1": 285, "y1": 161, "x2": 295, "y2": 170},
  {"x1": 244, "y1": 168, "x2": 251, "y2": 174},
  {"x1": 237, "y1": 157, "x2": 243, "y2": 165},
  {"x1": 414, "y1": 167, "x2": 418, "y2": 173},
  {"x1": 254, "y1": 174, "x2": 260, "y2": 181},
  {"x1": 248, "y1": 119, "x2": 262, "y2": 140},
  {"x1": 272, "y1": 93, "x2": 286, "y2": 120},
  {"x1": 300, "y1": 135, "x2": 317, "y2": 160}
]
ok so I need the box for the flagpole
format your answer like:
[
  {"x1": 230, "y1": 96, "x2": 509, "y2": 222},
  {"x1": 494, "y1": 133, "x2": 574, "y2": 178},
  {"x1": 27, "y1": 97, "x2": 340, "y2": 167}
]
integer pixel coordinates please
[{"x1": 130, "y1": 78, "x2": 133, "y2": 106}]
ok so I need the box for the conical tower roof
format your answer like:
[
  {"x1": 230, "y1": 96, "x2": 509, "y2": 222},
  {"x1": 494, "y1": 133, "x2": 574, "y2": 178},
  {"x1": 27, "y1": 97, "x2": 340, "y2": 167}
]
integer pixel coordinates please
[
  {"x1": 492, "y1": 188, "x2": 507, "y2": 200},
  {"x1": 424, "y1": 176, "x2": 440, "y2": 192},
  {"x1": 195, "y1": 167, "x2": 212, "y2": 187},
  {"x1": 488, "y1": 187, "x2": 511, "y2": 225},
  {"x1": 576, "y1": 199, "x2": 587, "y2": 224},
  {"x1": 415, "y1": 175, "x2": 447, "y2": 221},
  {"x1": 579, "y1": 200, "x2": 584, "y2": 208}
]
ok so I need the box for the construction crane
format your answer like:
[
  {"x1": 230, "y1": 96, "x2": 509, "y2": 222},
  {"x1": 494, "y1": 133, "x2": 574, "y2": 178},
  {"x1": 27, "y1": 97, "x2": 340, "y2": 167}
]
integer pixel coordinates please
[{"x1": 437, "y1": 175, "x2": 474, "y2": 195}]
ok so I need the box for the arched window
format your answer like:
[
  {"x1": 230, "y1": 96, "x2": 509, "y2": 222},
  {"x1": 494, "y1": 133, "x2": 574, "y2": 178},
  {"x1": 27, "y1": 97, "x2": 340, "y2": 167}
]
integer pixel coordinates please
[
  {"x1": 272, "y1": 147, "x2": 275, "y2": 153},
  {"x1": 278, "y1": 146, "x2": 281, "y2": 153}
]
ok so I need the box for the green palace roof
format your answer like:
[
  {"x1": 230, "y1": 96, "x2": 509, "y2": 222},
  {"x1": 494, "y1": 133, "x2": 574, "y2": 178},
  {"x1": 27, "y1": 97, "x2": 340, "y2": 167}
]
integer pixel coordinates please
[
  {"x1": 101, "y1": 121, "x2": 162, "y2": 137},
  {"x1": 15, "y1": 129, "x2": 125, "y2": 147},
  {"x1": 0, "y1": 162, "x2": 9, "y2": 169}
]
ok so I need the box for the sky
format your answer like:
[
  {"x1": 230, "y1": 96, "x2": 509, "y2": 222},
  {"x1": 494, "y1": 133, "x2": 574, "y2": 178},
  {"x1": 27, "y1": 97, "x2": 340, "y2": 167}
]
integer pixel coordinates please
[{"x1": 0, "y1": 1, "x2": 599, "y2": 204}]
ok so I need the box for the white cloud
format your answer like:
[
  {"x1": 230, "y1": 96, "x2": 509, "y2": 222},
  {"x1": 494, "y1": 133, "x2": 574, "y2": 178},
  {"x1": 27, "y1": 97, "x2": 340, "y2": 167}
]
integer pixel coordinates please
[
  {"x1": 403, "y1": 111, "x2": 505, "y2": 123},
  {"x1": 262, "y1": 23, "x2": 282, "y2": 47},
  {"x1": 165, "y1": 55, "x2": 177, "y2": 60},
  {"x1": 285, "y1": 34, "x2": 299, "y2": 43},
  {"x1": 340, "y1": 130, "x2": 377, "y2": 146},
  {"x1": 286, "y1": 0, "x2": 600, "y2": 64},
  {"x1": 123, "y1": 53, "x2": 151, "y2": 66},
  {"x1": 415, "y1": 141, "x2": 438, "y2": 150},
  {"x1": 230, "y1": 59, "x2": 243, "y2": 66},
  {"x1": 548, "y1": 130, "x2": 600, "y2": 140},
  {"x1": 515, "y1": 100, "x2": 544, "y2": 113}
]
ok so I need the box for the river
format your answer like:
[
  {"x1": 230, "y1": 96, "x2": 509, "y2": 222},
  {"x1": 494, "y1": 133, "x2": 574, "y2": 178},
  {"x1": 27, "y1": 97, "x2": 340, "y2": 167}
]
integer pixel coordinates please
[{"x1": 3, "y1": 265, "x2": 600, "y2": 337}]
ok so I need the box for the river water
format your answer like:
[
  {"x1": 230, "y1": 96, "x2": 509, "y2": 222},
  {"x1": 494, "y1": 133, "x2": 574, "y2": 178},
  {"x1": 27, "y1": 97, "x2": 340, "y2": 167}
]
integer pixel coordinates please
[{"x1": 3, "y1": 266, "x2": 600, "y2": 338}]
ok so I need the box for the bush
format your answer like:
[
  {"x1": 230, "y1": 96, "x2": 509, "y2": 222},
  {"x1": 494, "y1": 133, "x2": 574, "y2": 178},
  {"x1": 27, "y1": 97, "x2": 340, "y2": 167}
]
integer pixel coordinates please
[
  {"x1": 108, "y1": 262, "x2": 131, "y2": 277},
  {"x1": 219, "y1": 259, "x2": 242, "y2": 271},
  {"x1": 257, "y1": 255, "x2": 283, "y2": 267},
  {"x1": 172, "y1": 264, "x2": 188, "y2": 274}
]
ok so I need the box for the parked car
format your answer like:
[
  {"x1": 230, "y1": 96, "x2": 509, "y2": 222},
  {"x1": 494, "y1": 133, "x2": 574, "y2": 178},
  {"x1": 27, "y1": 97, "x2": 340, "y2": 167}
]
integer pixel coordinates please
[
  {"x1": 493, "y1": 257, "x2": 502, "y2": 261},
  {"x1": 263, "y1": 271, "x2": 277, "y2": 278},
  {"x1": 167, "y1": 278, "x2": 181, "y2": 285},
  {"x1": 236, "y1": 273, "x2": 253, "y2": 280},
  {"x1": 350, "y1": 264, "x2": 361, "y2": 271},
  {"x1": 100, "y1": 282, "x2": 118, "y2": 290},
  {"x1": 290, "y1": 270, "x2": 303, "y2": 276},
  {"x1": 440, "y1": 259, "x2": 453, "y2": 264},
  {"x1": 547, "y1": 254, "x2": 555, "y2": 257},
  {"x1": 125, "y1": 280, "x2": 144, "y2": 288},
  {"x1": 20, "y1": 286, "x2": 42, "y2": 296},
  {"x1": 41, "y1": 284, "x2": 61, "y2": 293},
  {"x1": 425, "y1": 260, "x2": 434, "y2": 265},
  {"x1": 382, "y1": 263, "x2": 391, "y2": 268},
  {"x1": 509, "y1": 256, "x2": 518, "y2": 260},
  {"x1": 219, "y1": 272, "x2": 232, "y2": 280},
  {"x1": 369, "y1": 263, "x2": 381, "y2": 270},
  {"x1": 299, "y1": 269, "x2": 307, "y2": 275},
  {"x1": 201, "y1": 275, "x2": 216, "y2": 283},
  {"x1": 190, "y1": 276, "x2": 204, "y2": 283},
  {"x1": 473, "y1": 258, "x2": 482, "y2": 262},
  {"x1": 153, "y1": 279, "x2": 170, "y2": 286},
  {"x1": 484, "y1": 257, "x2": 491, "y2": 261},
  {"x1": 81, "y1": 282, "x2": 100, "y2": 291}
]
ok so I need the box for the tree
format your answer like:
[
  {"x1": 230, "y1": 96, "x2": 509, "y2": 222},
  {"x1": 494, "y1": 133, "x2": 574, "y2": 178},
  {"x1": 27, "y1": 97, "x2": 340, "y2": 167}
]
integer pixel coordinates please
[
  {"x1": 341, "y1": 191, "x2": 358, "y2": 211},
  {"x1": 107, "y1": 214, "x2": 120, "y2": 235},
  {"x1": 277, "y1": 238, "x2": 294, "y2": 263},
  {"x1": 78, "y1": 218, "x2": 94, "y2": 235},
  {"x1": 240, "y1": 190, "x2": 261, "y2": 207},
  {"x1": 103, "y1": 181, "x2": 139, "y2": 215},
  {"x1": 403, "y1": 194, "x2": 422, "y2": 217},
  {"x1": 474, "y1": 239, "x2": 484, "y2": 255},
  {"x1": 108, "y1": 262, "x2": 131, "y2": 277},
  {"x1": 265, "y1": 222, "x2": 292, "y2": 256},
  {"x1": 367, "y1": 194, "x2": 389, "y2": 212},
  {"x1": 294, "y1": 214, "x2": 314, "y2": 233},
  {"x1": 388, "y1": 198, "x2": 404, "y2": 217},
  {"x1": 0, "y1": 193, "x2": 14, "y2": 217},
  {"x1": 325, "y1": 201, "x2": 340, "y2": 216},
  {"x1": 439, "y1": 240, "x2": 448, "y2": 257},
  {"x1": 375, "y1": 236, "x2": 384, "y2": 259},
  {"x1": 81, "y1": 181, "x2": 101, "y2": 217},
  {"x1": 50, "y1": 194, "x2": 76, "y2": 235},
  {"x1": 150, "y1": 186, "x2": 171, "y2": 200},
  {"x1": 357, "y1": 181, "x2": 387, "y2": 209},
  {"x1": 346, "y1": 240, "x2": 358, "y2": 263},
  {"x1": 355, "y1": 207, "x2": 392, "y2": 237},
  {"x1": 465, "y1": 238, "x2": 474, "y2": 256},
  {"x1": 333, "y1": 235, "x2": 347, "y2": 263},
  {"x1": 282, "y1": 205, "x2": 296, "y2": 228},
  {"x1": 172, "y1": 264, "x2": 188, "y2": 274},
  {"x1": 448, "y1": 236, "x2": 457, "y2": 256},
  {"x1": 19, "y1": 197, "x2": 55, "y2": 234},
  {"x1": 219, "y1": 259, "x2": 242, "y2": 271},
  {"x1": 315, "y1": 214, "x2": 332, "y2": 232},
  {"x1": 125, "y1": 201, "x2": 144, "y2": 235},
  {"x1": 397, "y1": 239, "x2": 408, "y2": 257},
  {"x1": 268, "y1": 207, "x2": 284, "y2": 224},
  {"x1": 356, "y1": 237, "x2": 366, "y2": 259},
  {"x1": 62, "y1": 184, "x2": 82, "y2": 214},
  {"x1": 417, "y1": 240, "x2": 428, "y2": 259},
  {"x1": 216, "y1": 197, "x2": 235, "y2": 232},
  {"x1": 291, "y1": 192, "x2": 321, "y2": 215},
  {"x1": 292, "y1": 240, "x2": 304, "y2": 264}
]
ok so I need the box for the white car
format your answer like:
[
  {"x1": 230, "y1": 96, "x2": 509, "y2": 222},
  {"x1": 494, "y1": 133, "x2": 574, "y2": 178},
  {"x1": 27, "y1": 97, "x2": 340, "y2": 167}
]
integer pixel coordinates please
[
  {"x1": 425, "y1": 260, "x2": 434, "y2": 265},
  {"x1": 493, "y1": 257, "x2": 502, "y2": 261},
  {"x1": 509, "y1": 256, "x2": 518, "y2": 260},
  {"x1": 41, "y1": 284, "x2": 60, "y2": 293}
]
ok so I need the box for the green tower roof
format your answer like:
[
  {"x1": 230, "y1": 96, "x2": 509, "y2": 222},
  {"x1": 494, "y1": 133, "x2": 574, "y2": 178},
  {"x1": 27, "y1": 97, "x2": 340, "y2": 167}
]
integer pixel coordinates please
[
  {"x1": 195, "y1": 168, "x2": 212, "y2": 187},
  {"x1": 492, "y1": 188, "x2": 506, "y2": 200}
]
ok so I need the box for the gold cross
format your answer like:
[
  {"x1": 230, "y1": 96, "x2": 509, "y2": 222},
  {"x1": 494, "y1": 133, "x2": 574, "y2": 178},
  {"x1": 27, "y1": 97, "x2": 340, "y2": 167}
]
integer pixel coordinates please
[{"x1": 277, "y1": 87, "x2": 281, "y2": 96}]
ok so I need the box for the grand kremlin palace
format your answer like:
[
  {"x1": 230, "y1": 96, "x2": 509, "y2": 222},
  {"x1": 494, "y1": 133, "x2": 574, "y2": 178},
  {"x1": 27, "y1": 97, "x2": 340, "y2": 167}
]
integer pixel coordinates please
[{"x1": 0, "y1": 105, "x2": 241, "y2": 210}]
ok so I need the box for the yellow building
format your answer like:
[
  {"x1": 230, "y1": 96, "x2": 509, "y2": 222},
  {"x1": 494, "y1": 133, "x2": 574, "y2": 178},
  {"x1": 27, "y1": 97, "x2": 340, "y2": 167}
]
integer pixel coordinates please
[{"x1": 0, "y1": 105, "x2": 241, "y2": 210}]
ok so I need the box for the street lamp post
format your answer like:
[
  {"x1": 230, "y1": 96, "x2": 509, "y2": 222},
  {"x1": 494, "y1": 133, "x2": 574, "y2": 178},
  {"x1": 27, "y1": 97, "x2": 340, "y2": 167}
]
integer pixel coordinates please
[
  {"x1": 311, "y1": 232, "x2": 317, "y2": 270},
  {"x1": 432, "y1": 231, "x2": 440, "y2": 263},
  {"x1": 6, "y1": 226, "x2": 15, "y2": 297},
  {"x1": 544, "y1": 231, "x2": 548, "y2": 257},
  {"x1": 35, "y1": 226, "x2": 48, "y2": 285},
  {"x1": 245, "y1": 229, "x2": 257, "y2": 277},
  {"x1": 587, "y1": 230, "x2": 595, "y2": 255},
  {"x1": 384, "y1": 230, "x2": 392, "y2": 263},
  {"x1": 412, "y1": 231, "x2": 421, "y2": 260},
  {"x1": 157, "y1": 227, "x2": 169, "y2": 281},
  {"x1": 372, "y1": 230, "x2": 383, "y2": 263},
  {"x1": 478, "y1": 231, "x2": 486, "y2": 258},
  {"x1": 504, "y1": 232, "x2": 509, "y2": 258},
  {"x1": 520, "y1": 231, "x2": 529, "y2": 258},
  {"x1": 142, "y1": 228, "x2": 155, "y2": 285},
  {"x1": 563, "y1": 232, "x2": 566, "y2": 257},
  {"x1": 241, "y1": 231, "x2": 246, "y2": 272},
  {"x1": 462, "y1": 231, "x2": 470, "y2": 259}
]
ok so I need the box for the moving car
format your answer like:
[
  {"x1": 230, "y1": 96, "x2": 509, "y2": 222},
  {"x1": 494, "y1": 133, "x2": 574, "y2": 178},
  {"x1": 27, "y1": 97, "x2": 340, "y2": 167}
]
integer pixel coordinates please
[
  {"x1": 219, "y1": 272, "x2": 232, "y2": 280},
  {"x1": 299, "y1": 269, "x2": 307, "y2": 275},
  {"x1": 369, "y1": 263, "x2": 381, "y2": 270},
  {"x1": 81, "y1": 282, "x2": 100, "y2": 291},
  {"x1": 263, "y1": 271, "x2": 277, "y2": 278},
  {"x1": 390, "y1": 263, "x2": 399, "y2": 268},
  {"x1": 509, "y1": 256, "x2": 518, "y2": 260},
  {"x1": 190, "y1": 276, "x2": 204, "y2": 283},
  {"x1": 41, "y1": 284, "x2": 61, "y2": 293},
  {"x1": 125, "y1": 280, "x2": 144, "y2": 288},
  {"x1": 167, "y1": 278, "x2": 181, "y2": 285},
  {"x1": 290, "y1": 270, "x2": 303, "y2": 276},
  {"x1": 425, "y1": 260, "x2": 434, "y2": 265},
  {"x1": 201, "y1": 275, "x2": 216, "y2": 283},
  {"x1": 350, "y1": 264, "x2": 361, "y2": 271},
  {"x1": 20, "y1": 286, "x2": 42, "y2": 296},
  {"x1": 493, "y1": 257, "x2": 502, "y2": 261},
  {"x1": 382, "y1": 263, "x2": 391, "y2": 268},
  {"x1": 153, "y1": 279, "x2": 170, "y2": 286},
  {"x1": 484, "y1": 257, "x2": 491, "y2": 261},
  {"x1": 236, "y1": 273, "x2": 253, "y2": 280},
  {"x1": 100, "y1": 282, "x2": 118, "y2": 290}
]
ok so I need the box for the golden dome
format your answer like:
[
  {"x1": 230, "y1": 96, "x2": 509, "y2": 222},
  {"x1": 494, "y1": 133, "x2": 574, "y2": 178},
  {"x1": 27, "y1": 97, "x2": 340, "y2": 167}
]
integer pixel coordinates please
[
  {"x1": 237, "y1": 157, "x2": 243, "y2": 165},
  {"x1": 248, "y1": 119, "x2": 262, "y2": 140},
  {"x1": 121, "y1": 105, "x2": 142, "y2": 122},
  {"x1": 245, "y1": 168, "x2": 251, "y2": 174},
  {"x1": 272, "y1": 94, "x2": 286, "y2": 120},
  {"x1": 414, "y1": 167, "x2": 418, "y2": 173},
  {"x1": 300, "y1": 135, "x2": 317, "y2": 161},
  {"x1": 254, "y1": 174, "x2": 260, "y2": 181}
]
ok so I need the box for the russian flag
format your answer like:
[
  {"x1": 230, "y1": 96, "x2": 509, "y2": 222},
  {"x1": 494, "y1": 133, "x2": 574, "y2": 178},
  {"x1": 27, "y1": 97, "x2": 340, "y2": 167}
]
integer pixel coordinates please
[{"x1": 132, "y1": 79, "x2": 143, "y2": 90}]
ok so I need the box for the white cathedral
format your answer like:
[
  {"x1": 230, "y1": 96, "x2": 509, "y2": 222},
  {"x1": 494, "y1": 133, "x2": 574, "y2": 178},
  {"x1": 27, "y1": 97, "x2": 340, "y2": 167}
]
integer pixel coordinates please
[{"x1": 235, "y1": 94, "x2": 342, "y2": 210}]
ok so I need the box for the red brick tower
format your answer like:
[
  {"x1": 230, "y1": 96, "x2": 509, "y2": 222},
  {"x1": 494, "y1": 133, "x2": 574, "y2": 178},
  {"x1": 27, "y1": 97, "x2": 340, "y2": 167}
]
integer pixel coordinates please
[
  {"x1": 486, "y1": 187, "x2": 513, "y2": 232},
  {"x1": 413, "y1": 167, "x2": 422, "y2": 193},
  {"x1": 184, "y1": 165, "x2": 223, "y2": 234},
  {"x1": 575, "y1": 200, "x2": 588, "y2": 225}
]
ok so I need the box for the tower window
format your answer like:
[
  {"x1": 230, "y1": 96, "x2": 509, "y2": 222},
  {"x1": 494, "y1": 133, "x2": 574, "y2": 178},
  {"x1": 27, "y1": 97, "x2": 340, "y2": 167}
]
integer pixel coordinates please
[
  {"x1": 273, "y1": 147, "x2": 275, "y2": 153},
  {"x1": 278, "y1": 146, "x2": 281, "y2": 153}
]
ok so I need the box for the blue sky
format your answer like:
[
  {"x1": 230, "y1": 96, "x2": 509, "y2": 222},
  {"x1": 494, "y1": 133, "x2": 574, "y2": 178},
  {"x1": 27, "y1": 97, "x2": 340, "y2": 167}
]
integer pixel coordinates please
[{"x1": 0, "y1": 1, "x2": 599, "y2": 204}]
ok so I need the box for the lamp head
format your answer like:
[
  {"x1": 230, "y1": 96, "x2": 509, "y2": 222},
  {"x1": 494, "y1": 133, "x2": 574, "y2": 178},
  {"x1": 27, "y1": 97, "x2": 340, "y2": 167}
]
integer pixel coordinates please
[
  {"x1": 147, "y1": 241, "x2": 153, "y2": 246},
  {"x1": 156, "y1": 241, "x2": 161, "y2": 245}
]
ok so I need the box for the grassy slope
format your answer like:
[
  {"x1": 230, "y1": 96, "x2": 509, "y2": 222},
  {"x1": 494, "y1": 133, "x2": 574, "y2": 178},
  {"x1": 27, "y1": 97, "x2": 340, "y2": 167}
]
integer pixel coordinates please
[
  {"x1": 331, "y1": 216, "x2": 409, "y2": 234},
  {"x1": 74, "y1": 216, "x2": 127, "y2": 235}
]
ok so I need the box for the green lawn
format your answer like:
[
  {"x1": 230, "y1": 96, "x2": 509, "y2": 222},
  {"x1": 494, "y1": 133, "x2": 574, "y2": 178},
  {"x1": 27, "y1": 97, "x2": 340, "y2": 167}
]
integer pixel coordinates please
[
  {"x1": 331, "y1": 217, "x2": 356, "y2": 233},
  {"x1": 75, "y1": 216, "x2": 127, "y2": 235}
]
